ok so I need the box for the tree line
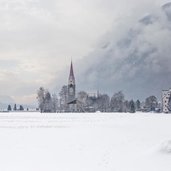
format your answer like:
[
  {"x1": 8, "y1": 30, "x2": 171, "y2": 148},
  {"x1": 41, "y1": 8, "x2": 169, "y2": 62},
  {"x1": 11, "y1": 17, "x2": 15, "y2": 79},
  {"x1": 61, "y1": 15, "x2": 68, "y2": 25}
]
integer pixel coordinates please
[
  {"x1": 7, "y1": 104, "x2": 25, "y2": 111},
  {"x1": 77, "y1": 91, "x2": 159, "y2": 113},
  {"x1": 37, "y1": 86, "x2": 160, "y2": 113}
]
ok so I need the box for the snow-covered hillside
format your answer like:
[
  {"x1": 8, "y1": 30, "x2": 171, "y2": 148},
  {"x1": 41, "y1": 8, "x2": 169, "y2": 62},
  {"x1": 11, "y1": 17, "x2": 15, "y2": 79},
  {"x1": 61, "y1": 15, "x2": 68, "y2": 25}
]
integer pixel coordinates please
[{"x1": 0, "y1": 112, "x2": 170, "y2": 171}]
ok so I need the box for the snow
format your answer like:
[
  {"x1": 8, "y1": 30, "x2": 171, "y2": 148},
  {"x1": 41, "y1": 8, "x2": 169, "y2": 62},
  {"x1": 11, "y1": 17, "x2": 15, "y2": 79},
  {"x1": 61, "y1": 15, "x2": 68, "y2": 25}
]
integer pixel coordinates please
[
  {"x1": 161, "y1": 140, "x2": 171, "y2": 153},
  {"x1": 0, "y1": 112, "x2": 170, "y2": 171}
]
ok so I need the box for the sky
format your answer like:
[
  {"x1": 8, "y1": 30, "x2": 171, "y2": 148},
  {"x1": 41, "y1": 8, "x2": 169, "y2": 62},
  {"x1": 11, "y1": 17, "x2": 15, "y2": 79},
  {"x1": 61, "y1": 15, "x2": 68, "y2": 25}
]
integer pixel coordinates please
[{"x1": 0, "y1": 0, "x2": 170, "y2": 104}]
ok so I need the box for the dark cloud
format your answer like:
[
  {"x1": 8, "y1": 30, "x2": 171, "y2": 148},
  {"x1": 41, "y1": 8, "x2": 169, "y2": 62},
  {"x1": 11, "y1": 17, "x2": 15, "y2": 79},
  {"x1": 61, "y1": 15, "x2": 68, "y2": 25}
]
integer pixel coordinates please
[{"x1": 71, "y1": 2, "x2": 171, "y2": 101}]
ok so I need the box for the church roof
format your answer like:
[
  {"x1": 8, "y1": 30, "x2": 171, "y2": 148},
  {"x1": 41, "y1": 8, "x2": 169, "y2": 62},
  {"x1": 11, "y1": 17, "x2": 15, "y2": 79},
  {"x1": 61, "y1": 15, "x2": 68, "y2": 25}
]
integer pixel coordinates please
[{"x1": 69, "y1": 61, "x2": 75, "y2": 80}]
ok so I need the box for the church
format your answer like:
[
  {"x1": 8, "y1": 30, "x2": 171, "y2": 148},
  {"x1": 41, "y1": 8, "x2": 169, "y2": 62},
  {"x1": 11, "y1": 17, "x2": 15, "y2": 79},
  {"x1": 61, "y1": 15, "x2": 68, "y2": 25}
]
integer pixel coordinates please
[
  {"x1": 67, "y1": 61, "x2": 77, "y2": 112},
  {"x1": 59, "y1": 60, "x2": 95, "y2": 112}
]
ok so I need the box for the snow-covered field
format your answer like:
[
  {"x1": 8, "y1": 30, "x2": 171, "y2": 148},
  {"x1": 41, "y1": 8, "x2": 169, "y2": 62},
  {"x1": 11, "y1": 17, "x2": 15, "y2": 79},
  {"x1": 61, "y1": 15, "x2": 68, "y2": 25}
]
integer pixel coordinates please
[{"x1": 0, "y1": 112, "x2": 170, "y2": 171}]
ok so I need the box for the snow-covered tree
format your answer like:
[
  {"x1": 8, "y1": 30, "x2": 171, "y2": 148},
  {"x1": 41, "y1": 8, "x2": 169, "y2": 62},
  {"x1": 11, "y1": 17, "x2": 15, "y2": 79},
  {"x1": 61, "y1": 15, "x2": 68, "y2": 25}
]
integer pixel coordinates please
[
  {"x1": 13, "y1": 104, "x2": 17, "y2": 111},
  {"x1": 44, "y1": 90, "x2": 52, "y2": 113},
  {"x1": 135, "y1": 100, "x2": 141, "y2": 111},
  {"x1": 77, "y1": 91, "x2": 88, "y2": 112},
  {"x1": 7, "y1": 105, "x2": 12, "y2": 111},
  {"x1": 51, "y1": 93, "x2": 58, "y2": 112},
  {"x1": 123, "y1": 100, "x2": 129, "y2": 112},
  {"x1": 145, "y1": 95, "x2": 158, "y2": 111},
  {"x1": 97, "y1": 94, "x2": 110, "y2": 112},
  {"x1": 78, "y1": 93, "x2": 110, "y2": 112},
  {"x1": 19, "y1": 105, "x2": 24, "y2": 111},
  {"x1": 77, "y1": 91, "x2": 88, "y2": 104},
  {"x1": 110, "y1": 91, "x2": 125, "y2": 112},
  {"x1": 37, "y1": 87, "x2": 45, "y2": 113},
  {"x1": 59, "y1": 85, "x2": 68, "y2": 112},
  {"x1": 86, "y1": 95, "x2": 99, "y2": 112},
  {"x1": 129, "y1": 100, "x2": 135, "y2": 113}
]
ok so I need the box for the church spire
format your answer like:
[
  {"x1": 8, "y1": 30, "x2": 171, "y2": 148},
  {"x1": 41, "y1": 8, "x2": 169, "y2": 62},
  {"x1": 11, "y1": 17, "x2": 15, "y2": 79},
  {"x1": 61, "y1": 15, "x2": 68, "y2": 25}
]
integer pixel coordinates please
[
  {"x1": 68, "y1": 60, "x2": 76, "y2": 105},
  {"x1": 70, "y1": 61, "x2": 75, "y2": 78},
  {"x1": 68, "y1": 60, "x2": 75, "y2": 85}
]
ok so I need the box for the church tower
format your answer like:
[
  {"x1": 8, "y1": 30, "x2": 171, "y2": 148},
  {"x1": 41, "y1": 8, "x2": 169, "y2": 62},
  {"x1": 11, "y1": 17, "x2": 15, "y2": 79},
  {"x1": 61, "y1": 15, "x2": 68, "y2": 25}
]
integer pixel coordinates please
[{"x1": 68, "y1": 61, "x2": 76, "y2": 103}]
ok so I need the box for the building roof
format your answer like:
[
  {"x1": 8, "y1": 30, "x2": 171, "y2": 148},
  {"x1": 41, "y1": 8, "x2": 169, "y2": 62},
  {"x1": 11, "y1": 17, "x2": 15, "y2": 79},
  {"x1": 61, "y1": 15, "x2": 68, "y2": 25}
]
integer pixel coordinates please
[{"x1": 69, "y1": 61, "x2": 75, "y2": 80}]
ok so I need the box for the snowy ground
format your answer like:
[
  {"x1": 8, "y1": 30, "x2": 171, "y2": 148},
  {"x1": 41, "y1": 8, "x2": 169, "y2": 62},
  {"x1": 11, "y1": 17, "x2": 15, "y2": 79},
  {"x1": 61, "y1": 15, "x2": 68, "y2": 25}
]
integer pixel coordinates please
[{"x1": 0, "y1": 112, "x2": 170, "y2": 171}]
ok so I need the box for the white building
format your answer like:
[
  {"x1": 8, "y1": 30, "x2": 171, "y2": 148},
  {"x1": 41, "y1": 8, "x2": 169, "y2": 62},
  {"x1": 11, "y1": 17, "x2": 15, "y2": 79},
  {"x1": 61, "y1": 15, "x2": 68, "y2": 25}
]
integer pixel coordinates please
[{"x1": 162, "y1": 89, "x2": 171, "y2": 113}]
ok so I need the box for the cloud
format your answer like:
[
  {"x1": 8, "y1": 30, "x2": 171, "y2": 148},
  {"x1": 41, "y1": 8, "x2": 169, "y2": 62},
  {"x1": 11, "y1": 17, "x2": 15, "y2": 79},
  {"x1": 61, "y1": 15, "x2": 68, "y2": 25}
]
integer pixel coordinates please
[
  {"x1": 0, "y1": 0, "x2": 170, "y2": 103},
  {"x1": 69, "y1": 1, "x2": 171, "y2": 101},
  {"x1": 0, "y1": 0, "x2": 119, "y2": 103}
]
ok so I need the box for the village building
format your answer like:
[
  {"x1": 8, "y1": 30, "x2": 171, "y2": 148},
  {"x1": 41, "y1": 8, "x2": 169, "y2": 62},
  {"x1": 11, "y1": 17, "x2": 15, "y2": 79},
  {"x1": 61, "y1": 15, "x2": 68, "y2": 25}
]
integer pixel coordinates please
[{"x1": 162, "y1": 88, "x2": 171, "y2": 113}]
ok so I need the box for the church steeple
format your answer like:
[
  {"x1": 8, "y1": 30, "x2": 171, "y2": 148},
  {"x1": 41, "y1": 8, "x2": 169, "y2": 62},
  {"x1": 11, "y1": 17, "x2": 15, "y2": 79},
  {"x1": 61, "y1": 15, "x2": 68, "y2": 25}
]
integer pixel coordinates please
[
  {"x1": 68, "y1": 60, "x2": 75, "y2": 85},
  {"x1": 68, "y1": 60, "x2": 76, "y2": 103}
]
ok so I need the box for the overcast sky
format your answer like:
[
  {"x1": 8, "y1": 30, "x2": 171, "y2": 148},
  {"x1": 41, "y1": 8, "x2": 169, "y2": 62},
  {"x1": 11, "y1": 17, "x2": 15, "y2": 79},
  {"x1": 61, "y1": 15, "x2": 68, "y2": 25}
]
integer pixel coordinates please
[{"x1": 0, "y1": 0, "x2": 169, "y2": 104}]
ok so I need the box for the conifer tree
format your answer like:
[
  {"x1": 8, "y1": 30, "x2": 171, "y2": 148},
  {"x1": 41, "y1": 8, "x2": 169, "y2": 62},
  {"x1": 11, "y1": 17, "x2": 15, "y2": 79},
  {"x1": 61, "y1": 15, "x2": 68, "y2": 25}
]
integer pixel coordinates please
[
  {"x1": 136, "y1": 100, "x2": 141, "y2": 111},
  {"x1": 129, "y1": 100, "x2": 135, "y2": 113},
  {"x1": 19, "y1": 105, "x2": 24, "y2": 111},
  {"x1": 7, "y1": 105, "x2": 11, "y2": 111},
  {"x1": 13, "y1": 104, "x2": 17, "y2": 111}
]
